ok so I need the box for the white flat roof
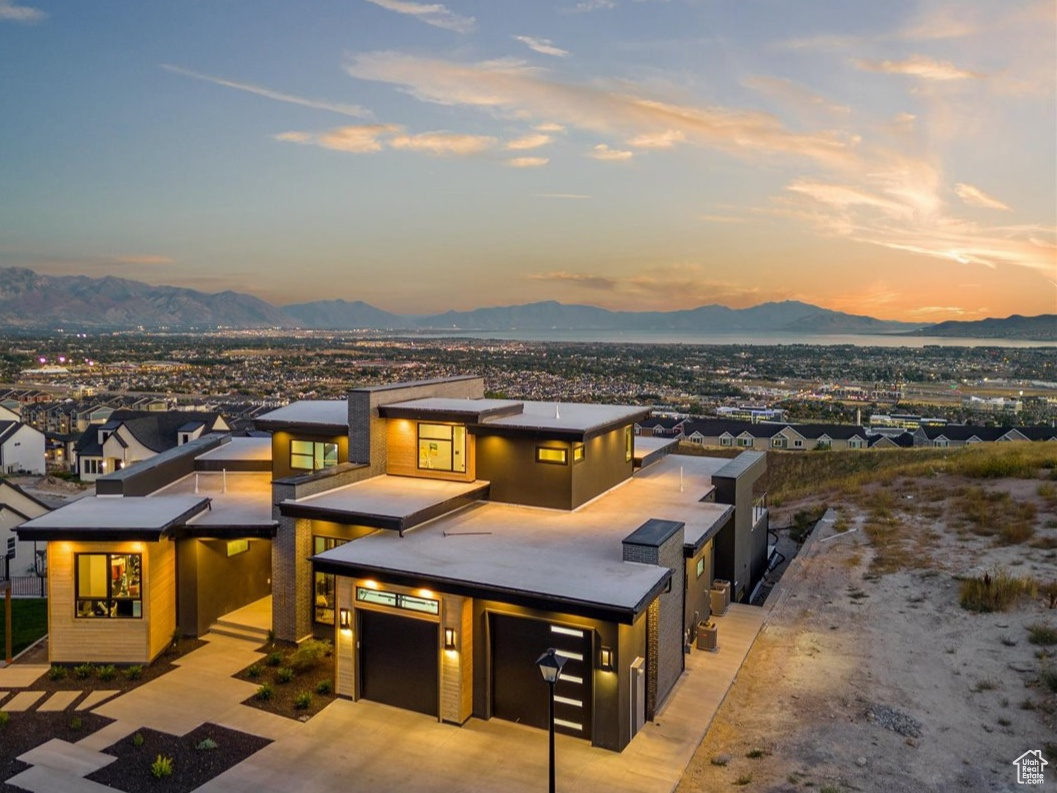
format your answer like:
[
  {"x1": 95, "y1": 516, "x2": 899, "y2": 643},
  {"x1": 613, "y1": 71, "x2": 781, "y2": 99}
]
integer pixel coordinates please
[
  {"x1": 157, "y1": 472, "x2": 275, "y2": 529},
  {"x1": 284, "y1": 476, "x2": 487, "y2": 522},
  {"x1": 256, "y1": 400, "x2": 347, "y2": 428},
  {"x1": 315, "y1": 454, "x2": 732, "y2": 615},
  {"x1": 633, "y1": 435, "x2": 679, "y2": 459},
  {"x1": 479, "y1": 400, "x2": 646, "y2": 434},
  {"x1": 195, "y1": 437, "x2": 272, "y2": 462},
  {"x1": 18, "y1": 495, "x2": 207, "y2": 532}
]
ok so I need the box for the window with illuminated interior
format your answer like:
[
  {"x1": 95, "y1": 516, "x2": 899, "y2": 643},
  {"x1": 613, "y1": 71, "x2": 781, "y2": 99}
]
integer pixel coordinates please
[
  {"x1": 291, "y1": 440, "x2": 338, "y2": 471},
  {"x1": 417, "y1": 423, "x2": 466, "y2": 473},
  {"x1": 75, "y1": 553, "x2": 142, "y2": 618}
]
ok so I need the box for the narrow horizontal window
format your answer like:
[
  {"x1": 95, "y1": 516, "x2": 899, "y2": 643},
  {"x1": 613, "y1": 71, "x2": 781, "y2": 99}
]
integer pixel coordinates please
[
  {"x1": 553, "y1": 718, "x2": 583, "y2": 731},
  {"x1": 550, "y1": 625, "x2": 583, "y2": 637},
  {"x1": 536, "y1": 447, "x2": 567, "y2": 465}
]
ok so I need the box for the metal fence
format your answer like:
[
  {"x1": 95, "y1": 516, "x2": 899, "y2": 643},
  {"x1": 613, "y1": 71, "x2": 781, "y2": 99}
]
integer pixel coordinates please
[{"x1": 0, "y1": 575, "x2": 47, "y2": 597}]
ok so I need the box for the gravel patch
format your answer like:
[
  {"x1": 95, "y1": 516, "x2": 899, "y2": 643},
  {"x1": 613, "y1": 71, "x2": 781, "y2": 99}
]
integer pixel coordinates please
[
  {"x1": 0, "y1": 711, "x2": 113, "y2": 783},
  {"x1": 864, "y1": 702, "x2": 923, "y2": 738}
]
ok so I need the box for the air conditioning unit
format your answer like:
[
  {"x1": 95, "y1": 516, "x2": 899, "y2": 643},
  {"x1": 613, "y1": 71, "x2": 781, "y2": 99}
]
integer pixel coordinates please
[
  {"x1": 710, "y1": 579, "x2": 731, "y2": 616},
  {"x1": 696, "y1": 620, "x2": 719, "y2": 652}
]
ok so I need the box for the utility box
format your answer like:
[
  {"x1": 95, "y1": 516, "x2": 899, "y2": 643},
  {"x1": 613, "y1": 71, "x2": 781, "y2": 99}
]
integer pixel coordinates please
[
  {"x1": 696, "y1": 621, "x2": 719, "y2": 651},
  {"x1": 711, "y1": 579, "x2": 731, "y2": 616}
]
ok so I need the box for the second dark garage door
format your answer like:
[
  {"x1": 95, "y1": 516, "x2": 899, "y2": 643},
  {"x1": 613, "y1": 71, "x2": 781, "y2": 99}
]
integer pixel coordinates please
[
  {"x1": 359, "y1": 609, "x2": 439, "y2": 717},
  {"x1": 491, "y1": 613, "x2": 592, "y2": 739}
]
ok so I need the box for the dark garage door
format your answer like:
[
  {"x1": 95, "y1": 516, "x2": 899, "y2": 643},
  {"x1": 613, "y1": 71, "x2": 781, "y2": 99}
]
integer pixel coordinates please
[
  {"x1": 359, "y1": 609, "x2": 438, "y2": 717},
  {"x1": 491, "y1": 614, "x2": 592, "y2": 739}
]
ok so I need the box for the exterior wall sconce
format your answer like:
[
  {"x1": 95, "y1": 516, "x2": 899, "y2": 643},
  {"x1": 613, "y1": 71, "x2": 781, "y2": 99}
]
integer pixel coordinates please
[
  {"x1": 444, "y1": 627, "x2": 457, "y2": 650},
  {"x1": 599, "y1": 646, "x2": 614, "y2": 672},
  {"x1": 339, "y1": 608, "x2": 351, "y2": 631}
]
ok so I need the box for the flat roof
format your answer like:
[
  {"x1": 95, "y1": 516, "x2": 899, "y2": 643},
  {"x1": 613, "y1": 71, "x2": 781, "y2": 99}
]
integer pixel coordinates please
[
  {"x1": 378, "y1": 398, "x2": 524, "y2": 423},
  {"x1": 194, "y1": 437, "x2": 272, "y2": 463},
  {"x1": 255, "y1": 401, "x2": 347, "y2": 431},
  {"x1": 280, "y1": 476, "x2": 490, "y2": 534},
  {"x1": 473, "y1": 401, "x2": 649, "y2": 439},
  {"x1": 633, "y1": 435, "x2": 679, "y2": 460},
  {"x1": 313, "y1": 454, "x2": 733, "y2": 623},
  {"x1": 156, "y1": 472, "x2": 276, "y2": 536},
  {"x1": 17, "y1": 495, "x2": 208, "y2": 541}
]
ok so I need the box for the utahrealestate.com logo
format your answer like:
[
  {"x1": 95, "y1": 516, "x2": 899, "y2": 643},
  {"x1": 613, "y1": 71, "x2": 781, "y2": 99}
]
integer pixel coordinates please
[{"x1": 1012, "y1": 750, "x2": 1048, "y2": 786}]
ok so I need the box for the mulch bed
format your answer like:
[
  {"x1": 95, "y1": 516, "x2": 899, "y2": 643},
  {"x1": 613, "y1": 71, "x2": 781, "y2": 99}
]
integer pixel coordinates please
[
  {"x1": 14, "y1": 637, "x2": 207, "y2": 695},
  {"x1": 234, "y1": 642, "x2": 336, "y2": 720},
  {"x1": 87, "y1": 723, "x2": 271, "y2": 793},
  {"x1": 0, "y1": 710, "x2": 113, "y2": 784}
]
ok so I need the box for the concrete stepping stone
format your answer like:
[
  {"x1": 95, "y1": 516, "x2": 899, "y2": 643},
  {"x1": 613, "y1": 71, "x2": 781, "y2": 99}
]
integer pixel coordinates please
[
  {"x1": 4, "y1": 690, "x2": 44, "y2": 711},
  {"x1": 39, "y1": 691, "x2": 83, "y2": 711},
  {"x1": 6, "y1": 765, "x2": 122, "y2": 793},
  {"x1": 0, "y1": 664, "x2": 49, "y2": 688},
  {"x1": 0, "y1": 690, "x2": 8, "y2": 706},
  {"x1": 76, "y1": 720, "x2": 138, "y2": 752},
  {"x1": 18, "y1": 738, "x2": 116, "y2": 776},
  {"x1": 76, "y1": 690, "x2": 120, "y2": 711}
]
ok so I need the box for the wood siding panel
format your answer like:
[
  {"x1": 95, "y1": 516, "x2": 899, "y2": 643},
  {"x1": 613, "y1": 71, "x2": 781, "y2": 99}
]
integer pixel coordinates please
[
  {"x1": 147, "y1": 539, "x2": 176, "y2": 660},
  {"x1": 386, "y1": 420, "x2": 475, "y2": 483}
]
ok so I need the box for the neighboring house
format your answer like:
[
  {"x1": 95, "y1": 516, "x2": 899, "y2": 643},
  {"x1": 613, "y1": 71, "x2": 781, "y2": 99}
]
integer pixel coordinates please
[
  {"x1": 72, "y1": 410, "x2": 230, "y2": 481},
  {"x1": 0, "y1": 405, "x2": 21, "y2": 422},
  {"x1": 0, "y1": 480, "x2": 50, "y2": 578},
  {"x1": 635, "y1": 416, "x2": 686, "y2": 437},
  {"x1": 18, "y1": 376, "x2": 768, "y2": 753},
  {"x1": 0, "y1": 420, "x2": 46, "y2": 475}
]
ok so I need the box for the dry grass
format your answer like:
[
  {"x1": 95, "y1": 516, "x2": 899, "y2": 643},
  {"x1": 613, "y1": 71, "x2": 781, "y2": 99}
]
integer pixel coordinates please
[{"x1": 959, "y1": 569, "x2": 1038, "y2": 613}]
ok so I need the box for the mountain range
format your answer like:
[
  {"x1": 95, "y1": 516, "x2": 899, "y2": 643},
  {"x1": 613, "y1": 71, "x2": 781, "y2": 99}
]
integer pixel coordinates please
[{"x1": 0, "y1": 267, "x2": 1052, "y2": 340}]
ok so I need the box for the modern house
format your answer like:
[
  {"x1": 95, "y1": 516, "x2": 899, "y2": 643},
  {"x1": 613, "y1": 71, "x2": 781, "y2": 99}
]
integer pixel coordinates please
[
  {"x1": 0, "y1": 480, "x2": 50, "y2": 579},
  {"x1": 18, "y1": 376, "x2": 768, "y2": 753},
  {"x1": 72, "y1": 410, "x2": 230, "y2": 481},
  {"x1": 0, "y1": 420, "x2": 46, "y2": 475}
]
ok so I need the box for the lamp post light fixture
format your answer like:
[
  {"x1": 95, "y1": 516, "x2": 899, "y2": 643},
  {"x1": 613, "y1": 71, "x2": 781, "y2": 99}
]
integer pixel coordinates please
[{"x1": 535, "y1": 648, "x2": 566, "y2": 793}]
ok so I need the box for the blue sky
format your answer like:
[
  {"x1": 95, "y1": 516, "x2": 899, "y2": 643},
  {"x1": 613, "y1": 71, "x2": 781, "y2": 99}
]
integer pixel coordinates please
[{"x1": 1, "y1": 0, "x2": 1054, "y2": 319}]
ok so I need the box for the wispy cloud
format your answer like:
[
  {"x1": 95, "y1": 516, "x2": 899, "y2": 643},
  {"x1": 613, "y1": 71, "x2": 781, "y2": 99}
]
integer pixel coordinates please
[
  {"x1": 513, "y1": 35, "x2": 569, "y2": 57},
  {"x1": 0, "y1": 0, "x2": 44, "y2": 22},
  {"x1": 528, "y1": 271, "x2": 618, "y2": 290},
  {"x1": 742, "y1": 75, "x2": 851, "y2": 118},
  {"x1": 162, "y1": 64, "x2": 371, "y2": 118},
  {"x1": 566, "y1": 0, "x2": 615, "y2": 12},
  {"x1": 627, "y1": 129, "x2": 684, "y2": 148},
  {"x1": 506, "y1": 133, "x2": 552, "y2": 150},
  {"x1": 852, "y1": 55, "x2": 983, "y2": 81},
  {"x1": 507, "y1": 156, "x2": 549, "y2": 168},
  {"x1": 536, "y1": 122, "x2": 565, "y2": 132},
  {"x1": 955, "y1": 183, "x2": 1011, "y2": 211},
  {"x1": 589, "y1": 144, "x2": 633, "y2": 161},
  {"x1": 113, "y1": 255, "x2": 175, "y2": 265},
  {"x1": 362, "y1": 0, "x2": 475, "y2": 33},
  {"x1": 275, "y1": 124, "x2": 399, "y2": 153},
  {"x1": 389, "y1": 131, "x2": 495, "y2": 155}
]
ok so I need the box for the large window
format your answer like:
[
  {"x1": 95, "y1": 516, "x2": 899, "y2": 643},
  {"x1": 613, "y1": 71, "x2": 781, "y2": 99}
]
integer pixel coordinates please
[
  {"x1": 76, "y1": 553, "x2": 141, "y2": 619},
  {"x1": 417, "y1": 423, "x2": 466, "y2": 473},
  {"x1": 313, "y1": 536, "x2": 349, "y2": 624},
  {"x1": 291, "y1": 440, "x2": 338, "y2": 471}
]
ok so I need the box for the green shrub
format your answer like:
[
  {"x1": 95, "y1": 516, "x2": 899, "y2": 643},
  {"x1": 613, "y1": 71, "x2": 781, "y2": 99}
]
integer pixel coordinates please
[
  {"x1": 276, "y1": 667, "x2": 294, "y2": 684},
  {"x1": 246, "y1": 663, "x2": 263, "y2": 679},
  {"x1": 1042, "y1": 581, "x2": 1057, "y2": 609},
  {"x1": 0, "y1": 711, "x2": 9, "y2": 728},
  {"x1": 73, "y1": 663, "x2": 94, "y2": 679},
  {"x1": 48, "y1": 665, "x2": 67, "y2": 681},
  {"x1": 151, "y1": 754, "x2": 174, "y2": 779},
  {"x1": 132, "y1": 732, "x2": 144, "y2": 748},
  {"x1": 265, "y1": 628, "x2": 276, "y2": 646},
  {"x1": 256, "y1": 683, "x2": 274, "y2": 701},
  {"x1": 959, "y1": 569, "x2": 1037, "y2": 613},
  {"x1": 290, "y1": 639, "x2": 331, "y2": 672},
  {"x1": 1041, "y1": 664, "x2": 1057, "y2": 694},
  {"x1": 294, "y1": 691, "x2": 312, "y2": 710},
  {"x1": 746, "y1": 747, "x2": 768, "y2": 759},
  {"x1": 123, "y1": 665, "x2": 143, "y2": 681},
  {"x1": 1028, "y1": 623, "x2": 1057, "y2": 646},
  {"x1": 196, "y1": 737, "x2": 218, "y2": 751},
  {"x1": 265, "y1": 651, "x2": 282, "y2": 667},
  {"x1": 97, "y1": 664, "x2": 117, "y2": 681},
  {"x1": 315, "y1": 679, "x2": 332, "y2": 695},
  {"x1": 734, "y1": 773, "x2": 753, "y2": 786},
  {"x1": 69, "y1": 716, "x2": 83, "y2": 730}
]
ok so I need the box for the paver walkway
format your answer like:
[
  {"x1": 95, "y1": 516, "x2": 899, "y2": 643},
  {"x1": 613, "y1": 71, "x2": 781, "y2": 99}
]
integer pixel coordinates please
[{"x1": 38, "y1": 691, "x2": 82, "y2": 711}]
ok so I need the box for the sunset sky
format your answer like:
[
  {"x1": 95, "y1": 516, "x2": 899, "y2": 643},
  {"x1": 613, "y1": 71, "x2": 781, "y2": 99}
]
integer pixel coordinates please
[{"x1": 1, "y1": 0, "x2": 1054, "y2": 320}]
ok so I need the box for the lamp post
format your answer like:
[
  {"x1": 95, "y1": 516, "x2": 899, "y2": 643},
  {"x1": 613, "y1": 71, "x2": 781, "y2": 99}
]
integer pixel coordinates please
[{"x1": 536, "y1": 647, "x2": 566, "y2": 793}]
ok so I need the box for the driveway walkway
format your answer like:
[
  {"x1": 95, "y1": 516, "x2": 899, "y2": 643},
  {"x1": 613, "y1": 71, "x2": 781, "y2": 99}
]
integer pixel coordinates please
[{"x1": 5, "y1": 604, "x2": 766, "y2": 793}]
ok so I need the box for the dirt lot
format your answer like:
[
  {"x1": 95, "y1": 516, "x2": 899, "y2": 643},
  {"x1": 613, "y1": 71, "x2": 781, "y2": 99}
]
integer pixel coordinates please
[{"x1": 678, "y1": 474, "x2": 1057, "y2": 793}]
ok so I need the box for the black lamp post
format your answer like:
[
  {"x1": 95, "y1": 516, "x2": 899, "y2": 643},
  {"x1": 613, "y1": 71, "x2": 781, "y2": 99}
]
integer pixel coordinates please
[{"x1": 536, "y1": 647, "x2": 566, "y2": 793}]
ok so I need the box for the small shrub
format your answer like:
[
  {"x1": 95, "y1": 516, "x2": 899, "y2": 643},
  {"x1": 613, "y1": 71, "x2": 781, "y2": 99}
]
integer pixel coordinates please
[
  {"x1": 1041, "y1": 664, "x2": 1057, "y2": 694},
  {"x1": 820, "y1": 787, "x2": 841, "y2": 793},
  {"x1": 151, "y1": 754, "x2": 174, "y2": 779},
  {"x1": 710, "y1": 755, "x2": 730, "y2": 767},
  {"x1": 971, "y1": 678, "x2": 998, "y2": 692},
  {"x1": 132, "y1": 732, "x2": 145, "y2": 748},
  {"x1": 276, "y1": 667, "x2": 294, "y2": 684},
  {"x1": 1027, "y1": 623, "x2": 1057, "y2": 646},
  {"x1": 266, "y1": 628, "x2": 276, "y2": 646},
  {"x1": 123, "y1": 665, "x2": 143, "y2": 681},
  {"x1": 256, "y1": 683, "x2": 274, "y2": 701},
  {"x1": 959, "y1": 568, "x2": 1037, "y2": 613},
  {"x1": 746, "y1": 747, "x2": 768, "y2": 759},
  {"x1": 0, "y1": 711, "x2": 9, "y2": 728},
  {"x1": 246, "y1": 664, "x2": 263, "y2": 679},
  {"x1": 1000, "y1": 636, "x2": 1017, "y2": 647},
  {"x1": 73, "y1": 663, "x2": 94, "y2": 680},
  {"x1": 294, "y1": 692, "x2": 312, "y2": 710},
  {"x1": 997, "y1": 717, "x2": 1011, "y2": 727},
  {"x1": 1041, "y1": 581, "x2": 1057, "y2": 609},
  {"x1": 48, "y1": 665, "x2": 67, "y2": 681},
  {"x1": 734, "y1": 773, "x2": 753, "y2": 786},
  {"x1": 97, "y1": 664, "x2": 117, "y2": 681},
  {"x1": 69, "y1": 716, "x2": 83, "y2": 731},
  {"x1": 265, "y1": 651, "x2": 283, "y2": 667},
  {"x1": 315, "y1": 679, "x2": 332, "y2": 695},
  {"x1": 196, "y1": 737, "x2": 218, "y2": 751},
  {"x1": 290, "y1": 639, "x2": 331, "y2": 672}
]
